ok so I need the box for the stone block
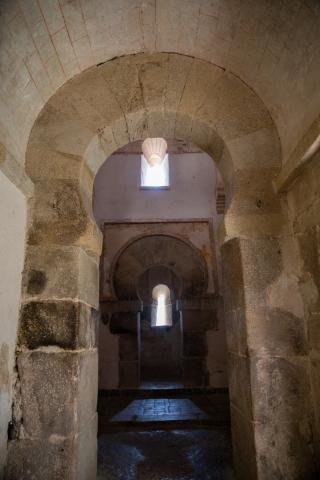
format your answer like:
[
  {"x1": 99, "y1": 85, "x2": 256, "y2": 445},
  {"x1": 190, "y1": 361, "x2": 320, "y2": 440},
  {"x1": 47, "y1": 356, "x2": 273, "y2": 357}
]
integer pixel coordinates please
[
  {"x1": 240, "y1": 238, "x2": 282, "y2": 310},
  {"x1": 246, "y1": 308, "x2": 308, "y2": 357},
  {"x1": 17, "y1": 349, "x2": 97, "y2": 438},
  {"x1": 228, "y1": 167, "x2": 281, "y2": 218},
  {"x1": 7, "y1": 414, "x2": 97, "y2": 480},
  {"x1": 310, "y1": 356, "x2": 320, "y2": 467},
  {"x1": 19, "y1": 300, "x2": 99, "y2": 349},
  {"x1": 75, "y1": 414, "x2": 97, "y2": 480},
  {"x1": 255, "y1": 418, "x2": 317, "y2": 480},
  {"x1": 308, "y1": 311, "x2": 320, "y2": 354},
  {"x1": 228, "y1": 352, "x2": 252, "y2": 420},
  {"x1": 7, "y1": 436, "x2": 74, "y2": 480},
  {"x1": 28, "y1": 178, "x2": 102, "y2": 256},
  {"x1": 224, "y1": 307, "x2": 248, "y2": 355},
  {"x1": 250, "y1": 356, "x2": 312, "y2": 424},
  {"x1": 226, "y1": 126, "x2": 280, "y2": 170},
  {"x1": 230, "y1": 405, "x2": 257, "y2": 480},
  {"x1": 23, "y1": 245, "x2": 99, "y2": 308},
  {"x1": 297, "y1": 228, "x2": 320, "y2": 292},
  {"x1": 221, "y1": 239, "x2": 245, "y2": 311},
  {"x1": 26, "y1": 146, "x2": 82, "y2": 180}
]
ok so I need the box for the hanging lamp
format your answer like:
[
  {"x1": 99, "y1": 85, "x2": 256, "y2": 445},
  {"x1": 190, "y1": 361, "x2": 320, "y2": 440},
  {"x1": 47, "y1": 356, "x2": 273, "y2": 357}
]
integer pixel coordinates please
[{"x1": 142, "y1": 137, "x2": 167, "y2": 167}]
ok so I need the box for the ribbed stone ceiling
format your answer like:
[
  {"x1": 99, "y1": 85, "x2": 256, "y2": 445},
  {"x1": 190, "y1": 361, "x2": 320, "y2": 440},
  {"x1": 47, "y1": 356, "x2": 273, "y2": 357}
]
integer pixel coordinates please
[{"x1": 0, "y1": 0, "x2": 320, "y2": 171}]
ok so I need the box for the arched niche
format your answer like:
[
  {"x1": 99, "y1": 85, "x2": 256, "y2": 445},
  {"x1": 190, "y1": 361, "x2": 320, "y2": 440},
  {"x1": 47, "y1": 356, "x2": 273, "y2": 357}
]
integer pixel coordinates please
[{"x1": 112, "y1": 234, "x2": 207, "y2": 300}]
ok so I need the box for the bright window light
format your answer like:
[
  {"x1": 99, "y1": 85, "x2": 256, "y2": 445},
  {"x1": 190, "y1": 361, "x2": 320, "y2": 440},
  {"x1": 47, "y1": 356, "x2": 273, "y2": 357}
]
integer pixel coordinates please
[
  {"x1": 156, "y1": 293, "x2": 167, "y2": 326},
  {"x1": 151, "y1": 284, "x2": 172, "y2": 327},
  {"x1": 140, "y1": 154, "x2": 169, "y2": 187}
]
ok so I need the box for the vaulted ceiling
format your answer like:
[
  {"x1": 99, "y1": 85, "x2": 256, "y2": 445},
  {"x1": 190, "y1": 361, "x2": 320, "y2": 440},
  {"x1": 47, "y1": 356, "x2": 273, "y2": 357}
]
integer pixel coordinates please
[{"x1": 1, "y1": 0, "x2": 320, "y2": 176}]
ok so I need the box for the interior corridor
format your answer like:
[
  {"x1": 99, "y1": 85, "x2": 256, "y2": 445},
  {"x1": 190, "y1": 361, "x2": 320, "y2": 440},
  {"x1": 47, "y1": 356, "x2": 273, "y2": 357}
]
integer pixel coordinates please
[{"x1": 2, "y1": 9, "x2": 320, "y2": 477}]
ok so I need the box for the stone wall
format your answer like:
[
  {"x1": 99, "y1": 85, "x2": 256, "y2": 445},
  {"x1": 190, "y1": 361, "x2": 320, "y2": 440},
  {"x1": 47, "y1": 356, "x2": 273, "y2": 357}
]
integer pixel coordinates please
[
  {"x1": 285, "y1": 151, "x2": 320, "y2": 473},
  {"x1": 0, "y1": 172, "x2": 27, "y2": 477}
]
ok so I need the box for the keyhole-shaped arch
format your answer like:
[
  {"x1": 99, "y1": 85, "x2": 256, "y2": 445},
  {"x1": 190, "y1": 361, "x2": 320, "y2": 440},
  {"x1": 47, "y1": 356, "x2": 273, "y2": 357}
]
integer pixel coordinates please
[{"x1": 152, "y1": 284, "x2": 172, "y2": 327}]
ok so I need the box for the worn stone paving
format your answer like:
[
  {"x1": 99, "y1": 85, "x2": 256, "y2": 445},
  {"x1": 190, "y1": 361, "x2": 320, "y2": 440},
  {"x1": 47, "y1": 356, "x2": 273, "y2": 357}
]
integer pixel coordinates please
[
  {"x1": 110, "y1": 398, "x2": 210, "y2": 423},
  {"x1": 98, "y1": 392, "x2": 230, "y2": 429},
  {"x1": 97, "y1": 429, "x2": 234, "y2": 480}
]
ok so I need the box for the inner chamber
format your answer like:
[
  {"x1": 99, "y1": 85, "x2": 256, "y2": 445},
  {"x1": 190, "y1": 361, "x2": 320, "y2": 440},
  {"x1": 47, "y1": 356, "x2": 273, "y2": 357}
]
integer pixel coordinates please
[{"x1": 94, "y1": 138, "x2": 233, "y2": 479}]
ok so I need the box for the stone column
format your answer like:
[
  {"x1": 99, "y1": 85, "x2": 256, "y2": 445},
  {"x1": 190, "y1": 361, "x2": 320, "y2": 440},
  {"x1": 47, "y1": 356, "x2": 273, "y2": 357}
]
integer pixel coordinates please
[
  {"x1": 221, "y1": 163, "x2": 317, "y2": 479},
  {"x1": 7, "y1": 162, "x2": 102, "y2": 479}
]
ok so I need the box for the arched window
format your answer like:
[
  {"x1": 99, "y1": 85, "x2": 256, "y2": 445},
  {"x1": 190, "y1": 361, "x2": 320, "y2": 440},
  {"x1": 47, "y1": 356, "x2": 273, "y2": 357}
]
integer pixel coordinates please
[{"x1": 151, "y1": 284, "x2": 172, "y2": 327}]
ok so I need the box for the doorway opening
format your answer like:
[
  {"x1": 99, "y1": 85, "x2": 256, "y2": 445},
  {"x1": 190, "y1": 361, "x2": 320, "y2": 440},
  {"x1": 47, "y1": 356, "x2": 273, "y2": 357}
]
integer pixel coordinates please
[{"x1": 95, "y1": 138, "x2": 232, "y2": 479}]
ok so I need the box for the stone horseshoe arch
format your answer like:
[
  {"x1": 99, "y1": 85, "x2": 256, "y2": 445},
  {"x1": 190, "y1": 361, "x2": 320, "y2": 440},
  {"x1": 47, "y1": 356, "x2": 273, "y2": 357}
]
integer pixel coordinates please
[
  {"x1": 9, "y1": 52, "x2": 301, "y2": 480},
  {"x1": 111, "y1": 234, "x2": 208, "y2": 299}
]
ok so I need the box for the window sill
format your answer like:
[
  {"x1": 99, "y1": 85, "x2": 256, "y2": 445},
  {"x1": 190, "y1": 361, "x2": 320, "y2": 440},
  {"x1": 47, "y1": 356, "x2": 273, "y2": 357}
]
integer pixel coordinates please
[{"x1": 140, "y1": 186, "x2": 170, "y2": 190}]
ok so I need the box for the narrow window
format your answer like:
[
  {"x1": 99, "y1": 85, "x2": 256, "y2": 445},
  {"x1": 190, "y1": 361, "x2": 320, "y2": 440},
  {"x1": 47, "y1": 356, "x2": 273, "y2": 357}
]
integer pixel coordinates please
[
  {"x1": 140, "y1": 154, "x2": 169, "y2": 188},
  {"x1": 151, "y1": 284, "x2": 172, "y2": 327}
]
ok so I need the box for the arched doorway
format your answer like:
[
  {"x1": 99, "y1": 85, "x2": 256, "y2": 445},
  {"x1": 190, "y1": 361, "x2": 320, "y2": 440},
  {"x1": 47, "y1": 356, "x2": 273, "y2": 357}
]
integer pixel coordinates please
[{"x1": 8, "y1": 52, "x2": 315, "y2": 480}]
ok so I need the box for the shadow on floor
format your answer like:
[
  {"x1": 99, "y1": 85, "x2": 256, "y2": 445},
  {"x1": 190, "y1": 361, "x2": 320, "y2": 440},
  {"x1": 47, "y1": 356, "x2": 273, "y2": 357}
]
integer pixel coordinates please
[{"x1": 98, "y1": 429, "x2": 234, "y2": 480}]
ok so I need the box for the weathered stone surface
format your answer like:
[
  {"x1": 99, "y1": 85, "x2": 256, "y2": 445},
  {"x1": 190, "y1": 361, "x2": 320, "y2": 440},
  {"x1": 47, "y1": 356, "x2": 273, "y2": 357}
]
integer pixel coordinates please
[
  {"x1": 240, "y1": 238, "x2": 282, "y2": 310},
  {"x1": 250, "y1": 356, "x2": 312, "y2": 424},
  {"x1": 7, "y1": 436, "x2": 74, "y2": 480},
  {"x1": 27, "y1": 179, "x2": 102, "y2": 256},
  {"x1": 228, "y1": 353, "x2": 252, "y2": 421},
  {"x1": 7, "y1": 414, "x2": 97, "y2": 480},
  {"x1": 246, "y1": 308, "x2": 308, "y2": 356},
  {"x1": 0, "y1": 171, "x2": 27, "y2": 478},
  {"x1": 310, "y1": 357, "x2": 320, "y2": 469},
  {"x1": 23, "y1": 245, "x2": 99, "y2": 308},
  {"x1": 230, "y1": 406, "x2": 257, "y2": 480},
  {"x1": 221, "y1": 238, "x2": 245, "y2": 311},
  {"x1": 254, "y1": 419, "x2": 317, "y2": 480},
  {"x1": 75, "y1": 414, "x2": 97, "y2": 480},
  {"x1": 284, "y1": 153, "x2": 320, "y2": 475},
  {"x1": 224, "y1": 308, "x2": 247, "y2": 356},
  {"x1": 17, "y1": 349, "x2": 97, "y2": 438},
  {"x1": 19, "y1": 301, "x2": 99, "y2": 350}
]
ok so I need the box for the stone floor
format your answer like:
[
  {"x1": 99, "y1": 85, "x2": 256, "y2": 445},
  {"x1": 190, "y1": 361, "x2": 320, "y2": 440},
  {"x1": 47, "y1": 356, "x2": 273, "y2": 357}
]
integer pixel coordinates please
[
  {"x1": 97, "y1": 429, "x2": 234, "y2": 480},
  {"x1": 99, "y1": 390, "x2": 230, "y2": 430},
  {"x1": 139, "y1": 381, "x2": 184, "y2": 389},
  {"x1": 97, "y1": 389, "x2": 234, "y2": 479},
  {"x1": 109, "y1": 398, "x2": 210, "y2": 423}
]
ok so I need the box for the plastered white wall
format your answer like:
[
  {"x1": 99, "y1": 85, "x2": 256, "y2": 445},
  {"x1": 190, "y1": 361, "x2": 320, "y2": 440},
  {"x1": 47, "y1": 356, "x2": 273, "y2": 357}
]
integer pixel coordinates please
[
  {"x1": 0, "y1": 172, "x2": 27, "y2": 476},
  {"x1": 93, "y1": 153, "x2": 217, "y2": 224}
]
